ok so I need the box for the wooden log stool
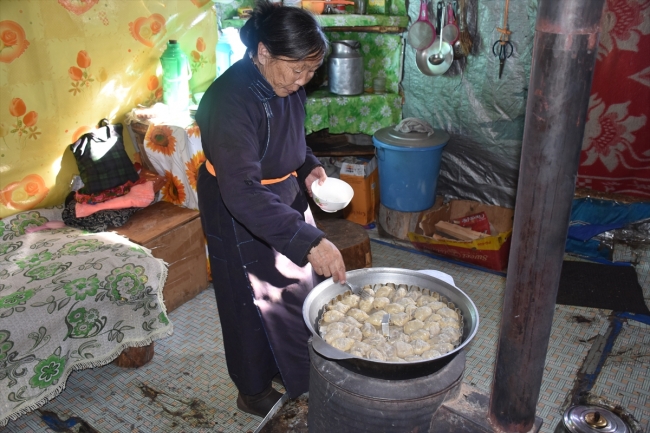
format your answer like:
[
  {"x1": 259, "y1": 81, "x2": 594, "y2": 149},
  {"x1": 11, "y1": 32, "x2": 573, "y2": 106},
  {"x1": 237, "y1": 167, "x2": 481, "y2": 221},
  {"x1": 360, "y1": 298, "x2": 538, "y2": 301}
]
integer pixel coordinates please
[{"x1": 316, "y1": 219, "x2": 372, "y2": 271}]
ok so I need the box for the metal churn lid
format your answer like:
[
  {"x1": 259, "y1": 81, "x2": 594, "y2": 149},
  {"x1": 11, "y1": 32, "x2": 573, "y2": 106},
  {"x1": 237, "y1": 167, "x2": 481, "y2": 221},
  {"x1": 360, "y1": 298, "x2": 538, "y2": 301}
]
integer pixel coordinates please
[{"x1": 562, "y1": 405, "x2": 629, "y2": 433}]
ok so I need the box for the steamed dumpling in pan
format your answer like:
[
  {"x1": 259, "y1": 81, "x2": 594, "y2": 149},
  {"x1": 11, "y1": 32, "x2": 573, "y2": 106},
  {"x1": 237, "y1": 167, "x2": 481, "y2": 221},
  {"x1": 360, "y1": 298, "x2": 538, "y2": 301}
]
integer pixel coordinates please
[
  {"x1": 329, "y1": 301, "x2": 351, "y2": 314},
  {"x1": 344, "y1": 316, "x2": 363, "y2": 328},
  {"x1": 427, "y1": 321, "x2": 441, "y2": 337},
  {"x1": 439, "y1": 317, "x2": 461, "y2": 330},
  {"x1": 407, "y1": 291, "x2": 421, "y2": 302},
  {"x1": 368, "y1": 310, "x2": 389, "y2": 327},
  {"x1": 412, "y1": 339, "x2": 431, "y2": 356},
  {"x1": 372, "y1": 296, "x2": 390, "y2": 310},
  {"x1": 347, "y1": 308, "x2": 370, "y2": 322},
  {"x1": 367, "y1": 348, "x2": 387, "y2": 361},
  {"x1": 375, "y1": 285, "x2": 395, "y2": 299},
  {"x1": 358, "y1": 296, "x2": 375, "y2": 313},
  {"x1": 393, "y1": 287, "x2": 408, "y2": 301},
  {"x1": 394, "y1": 341, "x2": 414, "y2": 358},
  {"x1": 396, "y1": 297, "x2": 416, "y2": 307},
  {"x1": 341, "y1": 294, "x2": 361, "y2": 307},
  {"x1": 331, "y1": 337, "x2": 355, "y2": 352},
  {"x1": 323, "y1": 310, "x2": 346, "y2": 323},
  {"x1": 403, "y1": 319, "x2": 425, "y2": 335},
  {"x1": 421, "y1": 349, "x2": 442, "y2": 359},
  {"x1": 438, "y1": 307, "x2": 459, "y2": 320},
  {"x1": 409, "y1": 328, "x2": 430, "y2": 342},
  {"x1": 414, "y1": 306, "x2": 433, "y2": 322},
  {"x1": 351, "y1": 341, "x2": 372, "y2": 356},
  {"x1": 390, "y1": 312, "x2": 410, "y2": 327},
  {"x1": 389, "y1": 328, "x2": 410, "y2": 343},
  {"x1": 417, "y1": 295, "x2": 437, "y2": 307},
  {"x1": 361, "y1": 322, "x2": 377, "y2": 338},
  {"x1": 326, "y1": 322, "x2": 352, "y2": 333},
  {"x1": 427, "y1": 301, "x2": 447, "y2": 312},
  {"x1": 363, "y1": 334, "x2": 386, "y2": 346},
  {"x1": 425, "y1": 313, "x2": 443, "y2": 324},
  {"x1": 347, "y1": 327, "x2": 363, "y2": 341},
  {"x1": 430, "y1": 342, "x2": 455, "y2": 354},
  {"x1": 324, "y1": 329, "x2": 347, "y2": 345},
  {"x1": 384, "y1": 303, "x2": 405, "y2": 314}
]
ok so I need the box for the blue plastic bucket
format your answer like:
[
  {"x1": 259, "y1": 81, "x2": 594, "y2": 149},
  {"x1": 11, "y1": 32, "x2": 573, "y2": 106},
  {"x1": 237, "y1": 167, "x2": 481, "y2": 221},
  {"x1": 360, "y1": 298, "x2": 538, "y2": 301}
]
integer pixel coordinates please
[{"x1": 373, "y1": 126, "x2": 449, "y2": 212}]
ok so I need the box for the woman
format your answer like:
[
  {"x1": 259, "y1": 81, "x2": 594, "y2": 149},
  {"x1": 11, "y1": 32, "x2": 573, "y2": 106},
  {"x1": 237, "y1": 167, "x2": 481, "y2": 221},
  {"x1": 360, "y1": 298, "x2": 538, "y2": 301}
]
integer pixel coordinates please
[{"x1": 195, "y1": 0, "x2": 346, "y2": 418}]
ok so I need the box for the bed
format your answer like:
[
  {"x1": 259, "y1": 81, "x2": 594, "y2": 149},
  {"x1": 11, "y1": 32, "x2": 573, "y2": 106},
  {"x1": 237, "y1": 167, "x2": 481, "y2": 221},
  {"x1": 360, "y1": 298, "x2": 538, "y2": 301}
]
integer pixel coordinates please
[{"x1": 0, "y1": 205, "x2": 173, "y2": 426}]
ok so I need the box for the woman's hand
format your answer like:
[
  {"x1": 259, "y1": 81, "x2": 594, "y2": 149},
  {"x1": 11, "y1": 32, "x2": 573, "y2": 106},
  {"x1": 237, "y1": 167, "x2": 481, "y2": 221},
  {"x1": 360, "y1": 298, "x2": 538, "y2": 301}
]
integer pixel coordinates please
[
  {"x1": 307, "y1": 238, "x2": 346, "y2": 283},
  {"x1": 305, "y1": 166, "x2": 327, "y2": 198}
]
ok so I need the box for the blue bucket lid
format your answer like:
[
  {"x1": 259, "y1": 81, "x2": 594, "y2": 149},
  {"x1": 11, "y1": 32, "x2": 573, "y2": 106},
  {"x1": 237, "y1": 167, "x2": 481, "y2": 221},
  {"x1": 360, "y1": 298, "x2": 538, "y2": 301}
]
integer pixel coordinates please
[{"x1": 373, "y1": 125, "x2": 450, "y2": 149}]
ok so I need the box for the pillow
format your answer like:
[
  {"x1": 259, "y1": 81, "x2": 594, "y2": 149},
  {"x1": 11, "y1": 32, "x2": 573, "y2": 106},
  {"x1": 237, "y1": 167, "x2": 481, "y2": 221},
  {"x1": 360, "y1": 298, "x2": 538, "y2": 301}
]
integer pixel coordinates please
[{"x1": 70, "y1": 119, "x2": 139, "y2": 194}]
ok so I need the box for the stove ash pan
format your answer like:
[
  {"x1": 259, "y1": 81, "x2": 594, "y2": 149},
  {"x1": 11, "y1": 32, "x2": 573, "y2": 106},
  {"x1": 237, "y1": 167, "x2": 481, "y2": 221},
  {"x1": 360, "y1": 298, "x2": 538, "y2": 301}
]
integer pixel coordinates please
[{"x1": 308, "y1": 343, "x2": 466, "y2": 433}]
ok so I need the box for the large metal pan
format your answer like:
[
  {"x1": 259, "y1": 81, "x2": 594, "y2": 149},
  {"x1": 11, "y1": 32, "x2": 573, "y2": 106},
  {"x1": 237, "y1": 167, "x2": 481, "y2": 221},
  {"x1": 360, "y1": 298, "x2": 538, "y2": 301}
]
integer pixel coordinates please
[{"x1": 303, "y1": 267, "x2": 480, "y2": 380}]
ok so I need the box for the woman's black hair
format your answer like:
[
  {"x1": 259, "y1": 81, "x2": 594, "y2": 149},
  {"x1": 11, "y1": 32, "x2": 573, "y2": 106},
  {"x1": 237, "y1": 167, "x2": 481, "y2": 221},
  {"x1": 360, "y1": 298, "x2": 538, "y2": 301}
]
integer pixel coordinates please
[{"x1": 240, "y1": 0, "x2": 329, "y2": 61}]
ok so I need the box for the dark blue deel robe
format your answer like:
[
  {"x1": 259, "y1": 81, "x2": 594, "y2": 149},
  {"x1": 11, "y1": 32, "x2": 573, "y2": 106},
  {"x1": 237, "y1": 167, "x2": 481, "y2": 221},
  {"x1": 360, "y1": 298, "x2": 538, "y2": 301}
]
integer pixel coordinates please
[{"x1": 195, "y1": 54, "x2": 324, "y2": 399}]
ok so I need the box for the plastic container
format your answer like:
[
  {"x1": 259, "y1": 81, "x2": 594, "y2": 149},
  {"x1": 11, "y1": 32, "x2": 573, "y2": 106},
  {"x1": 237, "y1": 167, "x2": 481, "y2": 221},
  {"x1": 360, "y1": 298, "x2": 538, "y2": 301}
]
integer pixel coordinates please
[
  {"x1": 160, "y1": 40, "x2": 192, "y2": 112},
  {"x1": 216, "y1": 33, "x2": 233, "y2": 78},
  {"x1": 373, "y1": 126, "x2": 450, "y2": 212}
]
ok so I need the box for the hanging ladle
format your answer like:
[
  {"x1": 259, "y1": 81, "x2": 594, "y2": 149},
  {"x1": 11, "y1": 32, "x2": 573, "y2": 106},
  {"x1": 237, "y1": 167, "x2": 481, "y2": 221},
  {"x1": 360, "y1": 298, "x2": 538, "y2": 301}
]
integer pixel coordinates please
[{"x1": 429, "y1": 6, "x2": 446, "y2": 65}]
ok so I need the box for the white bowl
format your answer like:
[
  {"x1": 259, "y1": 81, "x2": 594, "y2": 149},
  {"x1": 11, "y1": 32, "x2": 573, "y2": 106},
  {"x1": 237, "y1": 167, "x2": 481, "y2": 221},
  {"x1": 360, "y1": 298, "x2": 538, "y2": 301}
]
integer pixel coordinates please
[{"x1": 311, "y1": 178, "x2": 354, "y2": 213}]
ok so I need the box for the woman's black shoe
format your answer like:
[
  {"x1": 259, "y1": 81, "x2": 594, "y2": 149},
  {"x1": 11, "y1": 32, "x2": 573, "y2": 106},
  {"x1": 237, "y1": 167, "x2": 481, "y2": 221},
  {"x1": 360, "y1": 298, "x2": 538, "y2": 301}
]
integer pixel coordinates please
[{"x1": 236, "y1": 386, "x2": 283, "y2": 417}]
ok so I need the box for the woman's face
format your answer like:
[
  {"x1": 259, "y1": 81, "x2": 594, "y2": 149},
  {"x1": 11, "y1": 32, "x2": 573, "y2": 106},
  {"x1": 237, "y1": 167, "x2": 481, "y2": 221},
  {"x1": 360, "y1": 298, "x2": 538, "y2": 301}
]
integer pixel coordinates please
[{"x1": 257, "y1": 42, "x2": 323, "y2": 97}]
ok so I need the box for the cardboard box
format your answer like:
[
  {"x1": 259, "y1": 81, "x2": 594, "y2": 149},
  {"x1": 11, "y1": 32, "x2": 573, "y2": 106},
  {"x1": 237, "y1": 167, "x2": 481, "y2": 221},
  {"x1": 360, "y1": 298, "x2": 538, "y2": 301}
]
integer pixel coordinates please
[
  {"x1": 340, "y1": 157, "x2": 380, "y2": 226},
  {"x1": 407, "y1": 200, "x2": 514, "y2": 272}
]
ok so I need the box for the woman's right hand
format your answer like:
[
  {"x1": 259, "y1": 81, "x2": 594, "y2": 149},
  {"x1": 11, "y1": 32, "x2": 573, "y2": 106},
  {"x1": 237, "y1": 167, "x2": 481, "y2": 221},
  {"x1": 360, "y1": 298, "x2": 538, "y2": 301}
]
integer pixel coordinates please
[{"x1": 307, "y1": 238, "x2": 346, "y2": 283}]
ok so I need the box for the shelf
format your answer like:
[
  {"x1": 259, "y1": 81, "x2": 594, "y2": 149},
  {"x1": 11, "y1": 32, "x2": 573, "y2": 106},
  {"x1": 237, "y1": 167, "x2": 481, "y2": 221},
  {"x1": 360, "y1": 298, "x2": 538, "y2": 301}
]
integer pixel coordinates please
[{"x1": 223, "y1": 14, "x2": 408, "y2": 31}]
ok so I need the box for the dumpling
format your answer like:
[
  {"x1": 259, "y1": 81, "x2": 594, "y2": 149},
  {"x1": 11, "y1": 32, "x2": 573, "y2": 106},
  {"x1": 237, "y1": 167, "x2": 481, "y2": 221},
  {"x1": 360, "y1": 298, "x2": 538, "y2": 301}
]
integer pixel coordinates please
[
  {"x1": 377, "y1": 341, "x2": 396, "y2": 358},
  {"x1": 438, "y1": 307, "x2": 459, "y2": 320},
  {"x1": 347, "y1": 308, "x2": 370, "y2": 322},
  {"x1": 412, "y1": 339, "x2": 431, "y2": 356},
  {"x1": 404, "y1": 304, "x2": 418, "y2": 319},
  {"x1": 403, "y1": 319, "x2": 425, "y2": 335},
  {"x1": 363, "y1": 334, "x2": 386, "y2": 346},
  {"x1": 361, "y1": 322, "x2": 377, "y2": 338},
  {"x1": 388, "y1": 328, "x2": 411, "y2": 343},
  {"x1": 329, "y1": 301, "x2": 351, "y2": 314},
  {"x1": 325, "y1": 322, "x2": 352, "y2": 333},
  {"x1": 414, "y1": 306, "x2": 433, "y2": 322},
  {"x1": 392, "y1": 287, "x2": 408, "y2": 301},
  {"x1": 372, "y1": 296, "x2": 390, "y2": 310},
  {"x1": 387, "y1": 356, "x2": 406, "y2": 363},
  {"x1": 323, "y1": 310, "x2": 345, "y2": 323},
  {"x1": 421, "y1": 349, "x2": 442, "y2": 359},
  {"x1": 368, "y1": 310, "x2": 388, "y2": 326},
  {"x1": 347, "y1": 327, "x2": 363, "y2": 341},
  {"x1": 407, "y1": 291, "x2": 421, "y2": 302},
  {"x1": 394, "y1": 341, "x2": 414, "y2": 358},
  {"x1": 427, "y1": 321, "x2": 441, "y2": 337},
  {"x1": 396, "y1": 297, "x2": 416, "y2": 307},
  {"x1": 428, "y1": 301, "x2": 447, "y2": 312},
  {"x1": 331, "y1": 337, "x2": 355, "y2": 352},
  {"x1": 375, "y1": 285, "x2": 395, "y2": 299},
  {"x1": 435, "y1": 332, "x2": 454, "y2": 344},
  {"x1": 441, "y1": 328, "x2": 462, "y2": 344},
  {"x1": 350, "y1": 341, "x2": 372, "y2": 356},
  {"x1": 439, "y1": 317, "x2": 461, "y2": 330},
  {"x1": 390, "y1": 312, "x2": 410, "y2": 327},
  {"x1": 425, "y1": 313, "x2": 443, "y2": 324},
  {"x1": 341, "y1": 294, "x2": 360, "y2": 307},
  {"x1": 409, "y1": 328, "x2": 430, "y2": 342},
  {"x1": 358, "y1": 296, "x2": 375, "y2": 313},
  {"x1": 416, "y1": 295, "x2": 437, "y2": 307},
  {"x1": 384, "y1": 303, "x2": 405, "y2": 314},
  {"x1": 344, "y1": 316, "x2": 363, "y2": 328},
  {"x1": 324, "y1": 329, "x2": 347, "y2": 344},
  {"x1": 367, "y1": 348, "x2": 387, "y2": 361}
]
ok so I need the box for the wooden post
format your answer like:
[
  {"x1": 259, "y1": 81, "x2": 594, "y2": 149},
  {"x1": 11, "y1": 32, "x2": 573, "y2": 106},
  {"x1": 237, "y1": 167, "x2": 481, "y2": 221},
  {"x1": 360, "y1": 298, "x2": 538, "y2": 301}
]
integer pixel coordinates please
[{"x1": 488, "y1": 1, "x2": 605, "y2": 431}]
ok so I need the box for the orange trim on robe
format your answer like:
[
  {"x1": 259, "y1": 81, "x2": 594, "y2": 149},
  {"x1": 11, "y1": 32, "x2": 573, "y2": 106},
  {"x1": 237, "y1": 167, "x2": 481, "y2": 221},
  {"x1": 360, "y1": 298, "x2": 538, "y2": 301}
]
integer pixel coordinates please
[{"x1": 205, "y1": 160, "x2": 296, "y2": 185}]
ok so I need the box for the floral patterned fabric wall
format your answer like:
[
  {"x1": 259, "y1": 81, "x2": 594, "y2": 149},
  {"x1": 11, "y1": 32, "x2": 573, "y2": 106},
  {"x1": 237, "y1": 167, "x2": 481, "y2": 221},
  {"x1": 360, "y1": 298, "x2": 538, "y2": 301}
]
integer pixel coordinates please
[{"x1": 0, "y1": 0, "x2": 217, "y2": 218}]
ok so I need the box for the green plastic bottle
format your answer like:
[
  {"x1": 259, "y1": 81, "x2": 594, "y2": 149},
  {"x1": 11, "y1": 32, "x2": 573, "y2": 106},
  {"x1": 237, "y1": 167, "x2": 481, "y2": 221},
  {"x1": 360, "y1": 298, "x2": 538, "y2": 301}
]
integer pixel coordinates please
[{"x1": 160, "y1": 40, "x2": 192, "y2": 112}]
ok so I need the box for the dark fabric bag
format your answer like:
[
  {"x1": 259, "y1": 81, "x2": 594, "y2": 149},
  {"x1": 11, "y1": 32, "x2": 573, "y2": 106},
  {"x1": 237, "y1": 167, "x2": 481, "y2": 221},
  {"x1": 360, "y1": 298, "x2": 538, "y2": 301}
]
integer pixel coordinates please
[{"x1": 70, "y1": 119, "x2": 139, "y2": 195}]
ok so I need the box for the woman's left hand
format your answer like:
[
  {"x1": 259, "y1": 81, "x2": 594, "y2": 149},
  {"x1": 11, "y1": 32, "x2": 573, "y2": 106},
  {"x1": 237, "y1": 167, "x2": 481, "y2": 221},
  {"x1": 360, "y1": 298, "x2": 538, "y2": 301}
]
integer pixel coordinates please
[{"x1": 305, "y1": 166, "x2": 327, "y2": 197}]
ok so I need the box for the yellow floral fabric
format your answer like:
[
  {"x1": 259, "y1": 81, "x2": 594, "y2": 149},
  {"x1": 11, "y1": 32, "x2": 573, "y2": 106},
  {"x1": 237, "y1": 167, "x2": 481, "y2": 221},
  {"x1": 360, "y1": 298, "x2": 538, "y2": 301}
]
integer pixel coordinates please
[{"x1": 0, "y1": 0, "x2": 217, "y2": 218}]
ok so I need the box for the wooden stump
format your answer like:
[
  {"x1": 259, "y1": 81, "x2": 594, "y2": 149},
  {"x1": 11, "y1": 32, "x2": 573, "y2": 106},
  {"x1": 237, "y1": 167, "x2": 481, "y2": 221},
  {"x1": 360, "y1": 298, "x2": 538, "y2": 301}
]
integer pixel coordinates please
[
  {"x1": 377, "y1": 199, "x2": 443, "y2": 240},
  {"x1": 316, "y1": 219, "x2": 371, "y2": 271},
  {"x1": 113, "y1": 343, "x2": 154, "y2": 368}
]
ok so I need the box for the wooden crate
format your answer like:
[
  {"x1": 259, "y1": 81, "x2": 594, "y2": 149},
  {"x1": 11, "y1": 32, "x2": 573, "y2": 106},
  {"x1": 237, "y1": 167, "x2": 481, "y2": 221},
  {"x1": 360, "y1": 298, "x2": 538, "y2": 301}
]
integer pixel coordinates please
[{"x1": 114, "y1": 201, "x2": 209, "y2": 312}]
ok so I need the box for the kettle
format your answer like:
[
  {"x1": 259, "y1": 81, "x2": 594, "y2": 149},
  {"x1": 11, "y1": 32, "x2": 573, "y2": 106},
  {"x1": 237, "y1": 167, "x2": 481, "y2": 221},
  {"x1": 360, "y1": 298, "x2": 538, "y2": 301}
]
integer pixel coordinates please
[{"x1": 328, "y1": 40, "x2": 364, "y2": 96}]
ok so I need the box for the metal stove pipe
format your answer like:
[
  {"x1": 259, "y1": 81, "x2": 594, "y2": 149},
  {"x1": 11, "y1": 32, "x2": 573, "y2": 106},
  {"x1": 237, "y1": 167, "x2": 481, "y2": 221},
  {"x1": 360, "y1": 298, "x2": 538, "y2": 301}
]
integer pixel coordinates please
[{"x1": 488, "y1": 1, "x2": 605, "y2": 432}]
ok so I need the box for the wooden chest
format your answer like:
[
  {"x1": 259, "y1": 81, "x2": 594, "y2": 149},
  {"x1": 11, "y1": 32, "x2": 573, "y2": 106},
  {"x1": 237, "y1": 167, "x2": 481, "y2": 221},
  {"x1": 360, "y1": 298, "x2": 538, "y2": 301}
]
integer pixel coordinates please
[{"x1": 114, "y1": 201, "x2": 209, "y2": 313}]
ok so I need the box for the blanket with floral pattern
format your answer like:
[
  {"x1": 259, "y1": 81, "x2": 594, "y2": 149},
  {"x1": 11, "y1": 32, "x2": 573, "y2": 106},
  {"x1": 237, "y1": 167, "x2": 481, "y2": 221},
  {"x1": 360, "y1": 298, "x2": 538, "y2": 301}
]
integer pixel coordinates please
[{"x1": 0, "y1": 206, "x2": 173, "y2": 426}]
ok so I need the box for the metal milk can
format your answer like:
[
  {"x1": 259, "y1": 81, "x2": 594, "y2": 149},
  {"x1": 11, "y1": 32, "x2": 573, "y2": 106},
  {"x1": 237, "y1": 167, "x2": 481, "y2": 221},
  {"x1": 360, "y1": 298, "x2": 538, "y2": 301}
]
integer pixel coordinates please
[{"x1": 328, "y1": 40, "x2": 364, "y2": 96}]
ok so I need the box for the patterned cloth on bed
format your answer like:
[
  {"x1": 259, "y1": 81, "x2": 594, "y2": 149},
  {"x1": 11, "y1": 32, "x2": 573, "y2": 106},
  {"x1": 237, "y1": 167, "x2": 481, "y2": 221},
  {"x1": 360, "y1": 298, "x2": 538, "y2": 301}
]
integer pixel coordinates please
[{"x1": 0, "y1": 206, "x2": 173, "y2": 426}]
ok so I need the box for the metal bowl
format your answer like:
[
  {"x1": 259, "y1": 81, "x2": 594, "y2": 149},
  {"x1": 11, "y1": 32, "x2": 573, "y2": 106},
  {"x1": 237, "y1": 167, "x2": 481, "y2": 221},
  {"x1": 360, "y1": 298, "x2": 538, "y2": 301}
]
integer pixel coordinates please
[{"x1": 303, "y1": 267, "x2": 480, "y2": 379}]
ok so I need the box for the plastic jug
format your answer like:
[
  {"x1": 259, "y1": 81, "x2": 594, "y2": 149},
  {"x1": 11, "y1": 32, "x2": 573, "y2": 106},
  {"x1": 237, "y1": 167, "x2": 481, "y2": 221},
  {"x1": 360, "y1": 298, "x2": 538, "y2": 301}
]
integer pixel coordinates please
[
  {"x1": 160, "y1": 40, "x2": 192, "y2": 112},
  {"x1": 216, "y1": 32, "x2": 233, "y2": 78}
]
